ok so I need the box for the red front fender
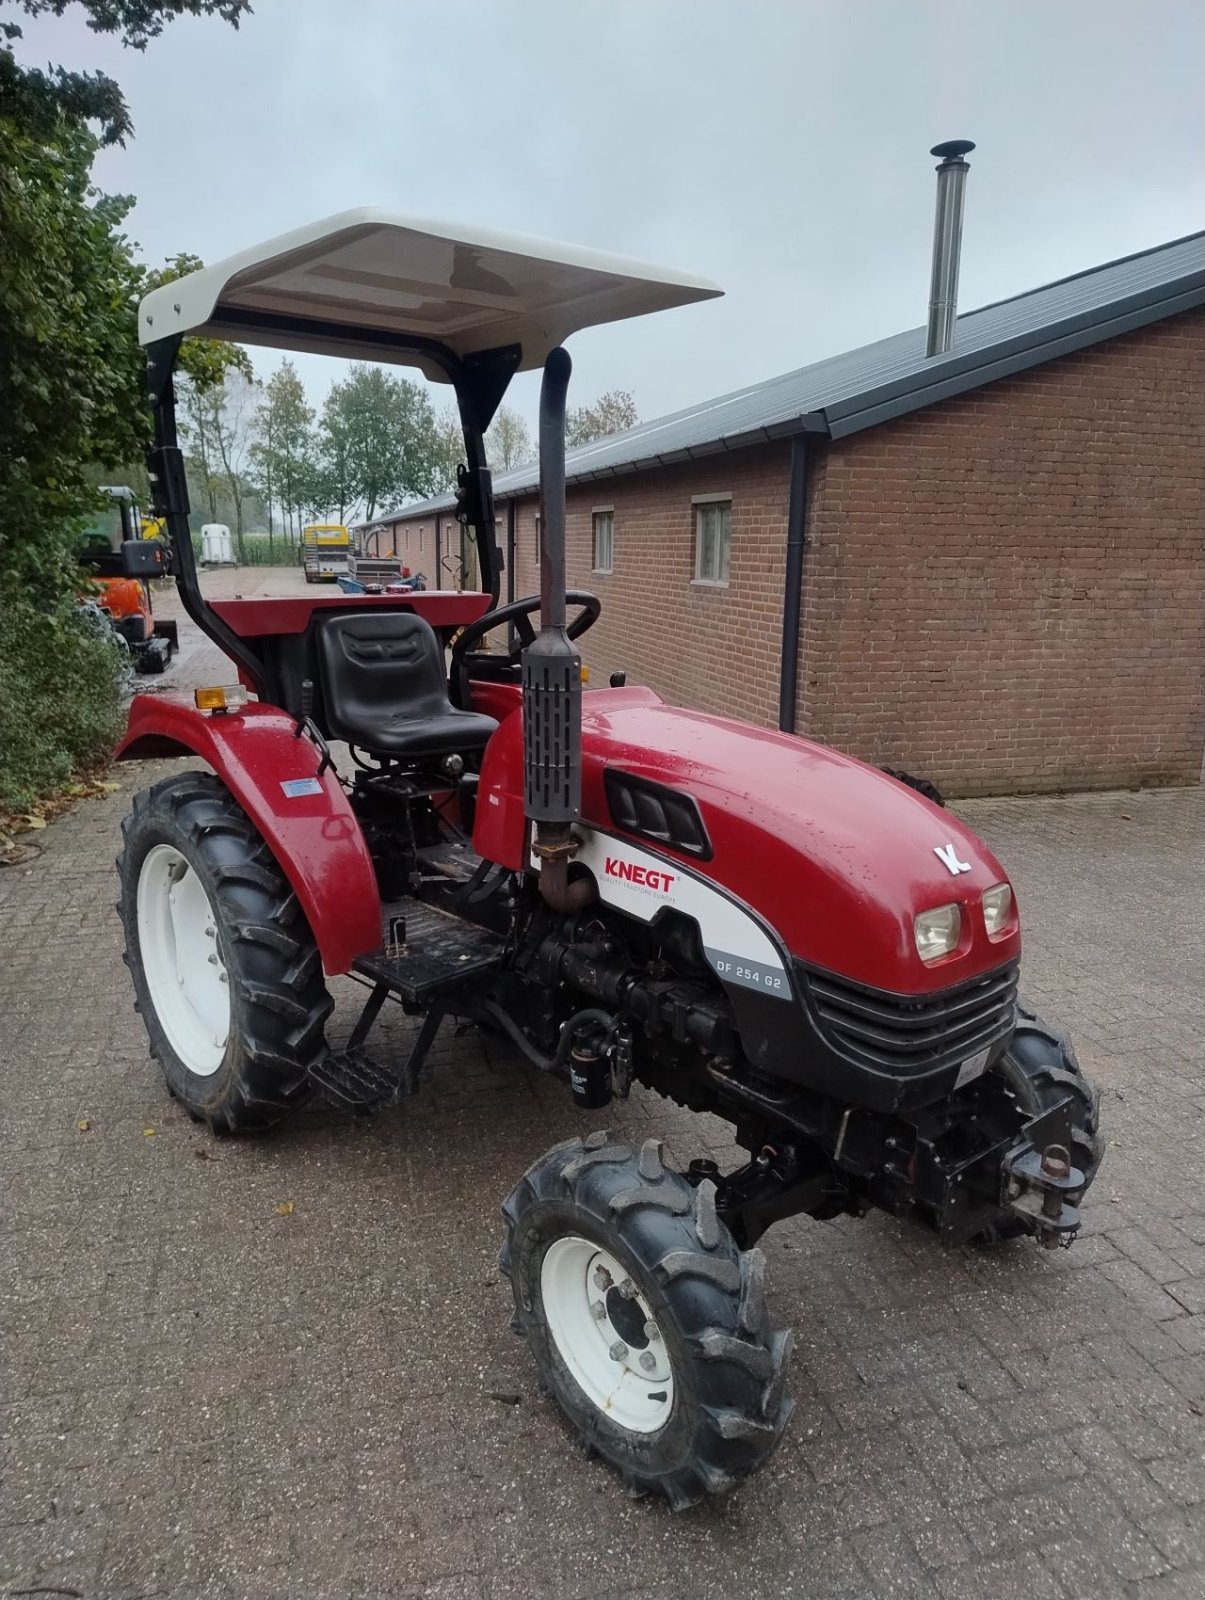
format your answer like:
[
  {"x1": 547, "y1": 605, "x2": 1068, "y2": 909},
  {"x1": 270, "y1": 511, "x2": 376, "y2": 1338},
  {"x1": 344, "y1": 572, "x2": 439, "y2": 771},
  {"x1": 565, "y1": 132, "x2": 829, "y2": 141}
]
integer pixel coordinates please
[{"x1": 115, "y1": 696, "x2": 380, "y2": 975}]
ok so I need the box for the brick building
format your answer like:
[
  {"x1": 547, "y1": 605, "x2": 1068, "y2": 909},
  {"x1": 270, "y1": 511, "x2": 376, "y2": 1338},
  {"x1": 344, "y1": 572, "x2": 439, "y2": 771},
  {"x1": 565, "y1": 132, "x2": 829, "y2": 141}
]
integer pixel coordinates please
[{"x1": 366, "y1": 233, "x2": 1205, "y2": 796}]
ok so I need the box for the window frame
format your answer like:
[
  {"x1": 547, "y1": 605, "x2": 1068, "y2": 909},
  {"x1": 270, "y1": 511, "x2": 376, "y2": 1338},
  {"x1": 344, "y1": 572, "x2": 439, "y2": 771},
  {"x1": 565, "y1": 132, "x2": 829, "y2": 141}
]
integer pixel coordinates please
[
  {"x1": 692, "y1": 493, "x2": 732, "y2": 588},
  {"x1": 591, "y1": 506, "x2": 615, "y2": 575}
]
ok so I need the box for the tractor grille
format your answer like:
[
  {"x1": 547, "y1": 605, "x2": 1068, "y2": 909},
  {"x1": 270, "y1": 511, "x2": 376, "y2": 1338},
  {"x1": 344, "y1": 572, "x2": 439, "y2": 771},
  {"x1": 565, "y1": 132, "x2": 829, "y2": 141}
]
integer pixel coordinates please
[{"x1": 798, "y1": 959, "x2": 1019, "y2": 1076}]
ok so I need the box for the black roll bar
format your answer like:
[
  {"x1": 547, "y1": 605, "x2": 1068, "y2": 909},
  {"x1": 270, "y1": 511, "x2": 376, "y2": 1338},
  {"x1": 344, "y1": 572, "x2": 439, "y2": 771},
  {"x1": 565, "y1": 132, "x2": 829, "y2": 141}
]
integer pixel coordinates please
[{"x1": 142, "y1": 322, "x2": 521, "y2": 683}]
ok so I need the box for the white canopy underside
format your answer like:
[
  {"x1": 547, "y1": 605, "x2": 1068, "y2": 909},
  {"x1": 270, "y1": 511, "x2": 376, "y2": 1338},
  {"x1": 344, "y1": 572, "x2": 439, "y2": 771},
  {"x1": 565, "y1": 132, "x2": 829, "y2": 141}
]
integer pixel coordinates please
[{"x1": 139, "y1": 209, "x2": 722, "y2": 379}]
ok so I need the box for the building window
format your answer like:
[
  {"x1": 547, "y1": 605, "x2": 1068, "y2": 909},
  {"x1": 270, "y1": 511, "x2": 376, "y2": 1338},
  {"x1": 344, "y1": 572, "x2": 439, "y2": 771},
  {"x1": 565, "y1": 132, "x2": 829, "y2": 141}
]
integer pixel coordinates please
[
  {"x1": 592, "y1": 508, "x2": 614, "y2": 574},
  {"x1": 534, "y1": 514, "x2": 541, "y2": 564},
  {"x1": 418, "y1": 527, "x2": 424, "y2": 553},
  {"x1": 693, "y1": 497, "x2": 731, "y2": 585}
]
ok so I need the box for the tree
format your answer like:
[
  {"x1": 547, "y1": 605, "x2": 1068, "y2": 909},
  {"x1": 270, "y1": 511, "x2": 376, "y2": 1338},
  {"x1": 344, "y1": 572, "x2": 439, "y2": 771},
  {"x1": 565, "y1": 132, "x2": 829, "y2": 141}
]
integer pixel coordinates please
[
  {"x1": 486, "y1": 405, "x2": 533, "y2": 472},
  {"x1": 250, "y1": 362, "x2": 315, "y2": 540},
  {"x1": 143, "y1": 252, "x2": 251, "y2": 390},
  {"x1": 431, "y1": 402, "x2": 464, "y2": 495},
  {"x1": 181, "y1": 370, "x2": 259, "y2": 556},
  {"x1": 0, "y1": 0, "x2": 250, "y2": 806},
  {"x1": 314, "y1": 381, "x2": 360, "y2": 524},
  {"x1": 318, "y1": 364, "x2": 445, "y2": 521},
  {"x1": 566, "y1": 389, "x2": 639, "y2": 448},
  {"x1": 1, "y1": 2, "x2": 251, "y2": 148}
]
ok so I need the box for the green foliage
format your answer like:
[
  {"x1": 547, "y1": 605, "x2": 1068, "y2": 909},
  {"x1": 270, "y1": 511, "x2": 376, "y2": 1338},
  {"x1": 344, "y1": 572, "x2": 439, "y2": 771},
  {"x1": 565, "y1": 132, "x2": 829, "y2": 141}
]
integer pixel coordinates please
[
  {"x1": 0, "y1": 0, "x2": 250, "y2": 805},
  {"x1": 1, "y1": 0, "x2": 252, "y2": 145},
  {"x1": 188, "y1": 531, "x2": 299, "y2": 567},
  {"x1": 0, "y1": 109, "x2": 146, "y2": 600},
  {"x1": 249, "y1": 361, "x2": 314, "y2": 535},
  {"x1": 239, "y1": 535, "x2": 301, "y2": 567},
  {"x1": 0, "y1": 599, "x2": 126, "y2": 808},
  {"x1": 566, "y1": 389, "x2": 639, "y2": 449},
  {"x1": 315, "y1": 364, "x2": 444, "y2": 521},
  {"x1": 143, "y1": 254, "x2": 252, "y2": 390}
]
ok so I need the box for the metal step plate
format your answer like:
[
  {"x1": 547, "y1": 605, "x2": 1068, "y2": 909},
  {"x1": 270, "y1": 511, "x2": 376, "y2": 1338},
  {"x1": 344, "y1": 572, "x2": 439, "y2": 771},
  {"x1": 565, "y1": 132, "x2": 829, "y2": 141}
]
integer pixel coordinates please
[
  {"x1": 308, "y1": 1047, "x2": 405, "y2": 1110},
  {"x1": 353, "y1": 899, "x2": 503, "y2": 1003}
]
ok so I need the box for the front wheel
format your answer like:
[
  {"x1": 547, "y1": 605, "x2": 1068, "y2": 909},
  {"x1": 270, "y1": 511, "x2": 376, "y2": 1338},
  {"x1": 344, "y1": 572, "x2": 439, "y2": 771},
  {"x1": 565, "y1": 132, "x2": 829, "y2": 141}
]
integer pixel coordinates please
[
  {"x1": 977, "y1": 1001, "x2": 1104, "y2": 1242},
  {"x1": 500, "y1": 1132, "x2": 794, "y2": 1510},
  {"x1": 117, "y1": 772, "x2": 332, "y2": 1133}
]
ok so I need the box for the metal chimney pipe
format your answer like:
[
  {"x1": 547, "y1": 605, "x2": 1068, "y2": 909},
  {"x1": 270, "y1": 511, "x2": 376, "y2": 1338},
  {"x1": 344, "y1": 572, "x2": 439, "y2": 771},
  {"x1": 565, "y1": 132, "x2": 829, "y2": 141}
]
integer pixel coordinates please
[{"x1": 926, "y1": 139, "x2": 975, "y2": 357}]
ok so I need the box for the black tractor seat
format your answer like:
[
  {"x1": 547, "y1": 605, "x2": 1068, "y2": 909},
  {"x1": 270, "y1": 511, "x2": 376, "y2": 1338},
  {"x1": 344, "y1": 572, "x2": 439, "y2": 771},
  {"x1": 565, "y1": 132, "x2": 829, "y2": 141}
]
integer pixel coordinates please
[{"x1": 315, "y1": 611, "x2": 497, "y2": 760}]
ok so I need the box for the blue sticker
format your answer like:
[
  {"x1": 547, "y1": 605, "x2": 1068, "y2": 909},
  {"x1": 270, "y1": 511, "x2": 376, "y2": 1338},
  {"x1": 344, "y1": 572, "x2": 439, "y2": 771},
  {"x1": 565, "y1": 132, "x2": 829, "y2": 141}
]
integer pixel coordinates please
[{"x1": 281, "y1": 777, "x2": 323, "y2": 798}]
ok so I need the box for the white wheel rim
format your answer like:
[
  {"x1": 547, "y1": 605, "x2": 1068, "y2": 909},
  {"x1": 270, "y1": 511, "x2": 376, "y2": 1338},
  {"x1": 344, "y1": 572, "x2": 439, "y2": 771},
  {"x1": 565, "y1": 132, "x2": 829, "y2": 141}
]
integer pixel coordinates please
[
  {"x1": 540, "y1": 1237, "x2": 674, "y2": 1435},
  {"x1": 136, "y1": 844, "x2": 230, "y2": 1077}
]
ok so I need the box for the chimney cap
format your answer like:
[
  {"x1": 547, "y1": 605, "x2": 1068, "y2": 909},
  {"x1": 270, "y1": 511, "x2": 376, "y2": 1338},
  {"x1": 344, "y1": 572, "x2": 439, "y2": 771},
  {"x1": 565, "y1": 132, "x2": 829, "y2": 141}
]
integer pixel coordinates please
[{"x1": 931, "y1": 139, "x2": 976, "y2": 162}]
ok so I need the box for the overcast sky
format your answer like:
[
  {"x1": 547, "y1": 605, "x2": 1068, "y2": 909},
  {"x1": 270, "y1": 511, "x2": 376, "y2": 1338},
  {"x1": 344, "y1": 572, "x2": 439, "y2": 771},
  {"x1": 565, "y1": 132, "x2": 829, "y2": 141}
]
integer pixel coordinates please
[{"x1": 16, "y1": 0, "x2": 1205, "y2": 432}]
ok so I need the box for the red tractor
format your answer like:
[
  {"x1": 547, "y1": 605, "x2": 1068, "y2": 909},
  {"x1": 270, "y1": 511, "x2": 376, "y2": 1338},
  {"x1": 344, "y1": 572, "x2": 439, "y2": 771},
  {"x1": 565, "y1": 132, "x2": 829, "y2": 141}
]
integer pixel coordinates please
[{"x1": 115, "y1": 213, "x2": 1101, "y2": 1510}]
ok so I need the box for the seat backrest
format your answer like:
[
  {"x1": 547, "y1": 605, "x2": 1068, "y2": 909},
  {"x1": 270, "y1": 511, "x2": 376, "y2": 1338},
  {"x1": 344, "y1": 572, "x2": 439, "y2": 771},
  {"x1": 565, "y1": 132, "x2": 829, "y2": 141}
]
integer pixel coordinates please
[{"x1": 316, "y1": 611, "x2": 452, "y2": 744}]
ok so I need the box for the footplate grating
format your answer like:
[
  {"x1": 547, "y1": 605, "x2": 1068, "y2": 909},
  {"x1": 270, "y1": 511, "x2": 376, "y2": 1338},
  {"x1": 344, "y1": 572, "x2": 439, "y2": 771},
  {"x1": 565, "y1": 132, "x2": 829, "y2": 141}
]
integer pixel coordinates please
[
  {"x1": 352, "y1": 900, "x2": 503, "y2": 1003},
  {"x1": 308, "y1": 1047, "x2": 406, "y2": 1109}
]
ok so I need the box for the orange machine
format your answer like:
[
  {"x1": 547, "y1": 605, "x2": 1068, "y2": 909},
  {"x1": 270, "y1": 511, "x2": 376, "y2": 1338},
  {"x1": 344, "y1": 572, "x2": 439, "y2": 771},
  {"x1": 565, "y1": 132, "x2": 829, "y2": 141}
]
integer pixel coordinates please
[{"x1": 78, "y1": 487, "x2": 177, "y2": 673}]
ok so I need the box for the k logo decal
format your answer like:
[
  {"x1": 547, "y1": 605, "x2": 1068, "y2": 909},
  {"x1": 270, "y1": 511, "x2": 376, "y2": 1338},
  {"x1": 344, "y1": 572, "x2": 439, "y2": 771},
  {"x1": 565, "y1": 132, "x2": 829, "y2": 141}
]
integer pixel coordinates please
[{"x1": 934, "y1": 843, "x2": 972, "y2": 876}]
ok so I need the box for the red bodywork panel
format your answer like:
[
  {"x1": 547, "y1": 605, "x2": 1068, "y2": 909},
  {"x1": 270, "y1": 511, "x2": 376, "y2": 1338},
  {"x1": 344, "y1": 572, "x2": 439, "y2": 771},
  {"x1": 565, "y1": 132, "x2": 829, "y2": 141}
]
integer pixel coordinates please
[
  {"x1": 115, "y1": 696, "x2": 380, "y2": 975},
  {"x1": 472, "y1": 685, "x2": 1019, "y2": 995},
  {"x1": 211, "y1": 589, "x2": 489, "y2": 639}
]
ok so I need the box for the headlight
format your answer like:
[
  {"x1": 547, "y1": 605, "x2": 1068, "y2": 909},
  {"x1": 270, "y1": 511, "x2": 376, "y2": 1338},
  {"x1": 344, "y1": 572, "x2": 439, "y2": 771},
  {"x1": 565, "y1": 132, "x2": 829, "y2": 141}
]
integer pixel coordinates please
[
  {"x1": 915, "y1": 903, "x2": 961, "y2": 963},
  {"x1": 982, "y1": 883, "x2": 1013, "y2": 937}
]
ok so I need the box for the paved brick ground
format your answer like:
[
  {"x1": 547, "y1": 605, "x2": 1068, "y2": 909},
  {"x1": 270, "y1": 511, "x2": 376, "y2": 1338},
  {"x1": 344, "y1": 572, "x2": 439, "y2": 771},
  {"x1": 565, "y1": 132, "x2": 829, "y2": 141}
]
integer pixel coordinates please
[{"x1": 3, "y1": 571, "x2": 1203, "y2": 1600}]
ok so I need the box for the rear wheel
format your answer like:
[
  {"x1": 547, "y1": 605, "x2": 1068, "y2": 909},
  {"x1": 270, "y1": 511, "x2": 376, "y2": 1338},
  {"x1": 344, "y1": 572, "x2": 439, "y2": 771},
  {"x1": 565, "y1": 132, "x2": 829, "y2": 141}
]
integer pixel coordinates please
[
  {"x1": 117, "y1": 772, "x2": 331, "y2": 1132},
  {"x1": 500, "y1": 1131, "x2": 794, "y2": 1509}
]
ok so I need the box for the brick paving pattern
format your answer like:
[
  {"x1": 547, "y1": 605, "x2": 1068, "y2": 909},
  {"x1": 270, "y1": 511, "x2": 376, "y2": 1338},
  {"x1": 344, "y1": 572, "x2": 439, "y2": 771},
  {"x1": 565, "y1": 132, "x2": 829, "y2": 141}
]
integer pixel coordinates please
[{"x1": 2, "y1": 571, "x2": 1203, "y2": 1599}]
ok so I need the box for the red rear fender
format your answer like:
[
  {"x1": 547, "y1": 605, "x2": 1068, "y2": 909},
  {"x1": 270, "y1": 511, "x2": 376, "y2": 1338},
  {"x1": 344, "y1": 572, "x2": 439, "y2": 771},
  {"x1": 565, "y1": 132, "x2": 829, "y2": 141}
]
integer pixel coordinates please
[{"x1": 115, "y1": 696, "x2": 380, "y2": 975}]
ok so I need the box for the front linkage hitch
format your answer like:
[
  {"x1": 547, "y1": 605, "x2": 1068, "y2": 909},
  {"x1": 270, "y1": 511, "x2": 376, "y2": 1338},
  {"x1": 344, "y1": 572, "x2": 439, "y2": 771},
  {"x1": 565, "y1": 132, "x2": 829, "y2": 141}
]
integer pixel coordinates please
[{"x1": 1001, "y1": 1135, "x2": 1087, "y2": 1248}]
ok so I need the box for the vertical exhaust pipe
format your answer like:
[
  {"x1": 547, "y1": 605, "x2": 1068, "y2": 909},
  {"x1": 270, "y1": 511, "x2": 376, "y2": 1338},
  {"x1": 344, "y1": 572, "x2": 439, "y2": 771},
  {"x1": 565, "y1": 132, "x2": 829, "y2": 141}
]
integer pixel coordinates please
[
  {"x1": 926, "y1": 139, "x2": 975, "y2": 358},
  {"x1": 526, "y1": 346, "x2": 591, "y2": 914}
]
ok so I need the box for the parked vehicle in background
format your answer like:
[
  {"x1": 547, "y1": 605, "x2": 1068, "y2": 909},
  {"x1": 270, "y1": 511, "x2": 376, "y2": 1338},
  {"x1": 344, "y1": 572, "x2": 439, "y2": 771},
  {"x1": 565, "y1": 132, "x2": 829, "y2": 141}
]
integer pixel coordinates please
[
  {"x1": 200, "y1": 524, "x2": 235, "y2": 566},
  {"x1": 302, "y1": 522, "x2": 351, "y2": 583},
  {"x1": 349, "y1": 523, "x2": 403, "y2": 586},
  {"x1": 77, "y1": 486, "x2": 177, "y2": 673}
]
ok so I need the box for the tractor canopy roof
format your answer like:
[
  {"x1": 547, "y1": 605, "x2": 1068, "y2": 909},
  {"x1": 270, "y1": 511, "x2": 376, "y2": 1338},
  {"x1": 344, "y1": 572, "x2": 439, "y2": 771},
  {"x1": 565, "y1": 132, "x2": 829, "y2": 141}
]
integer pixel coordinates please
[{"x1": 138, "y1": 209, "x2": 722, "y2": 379}]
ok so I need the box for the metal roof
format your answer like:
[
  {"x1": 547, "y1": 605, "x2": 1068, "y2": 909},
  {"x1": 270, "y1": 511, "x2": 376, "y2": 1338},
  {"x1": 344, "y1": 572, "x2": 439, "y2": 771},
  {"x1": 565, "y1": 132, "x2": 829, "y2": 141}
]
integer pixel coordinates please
[{"x1": 375, "y1": 229, "x2": 1205, "y2": 522}]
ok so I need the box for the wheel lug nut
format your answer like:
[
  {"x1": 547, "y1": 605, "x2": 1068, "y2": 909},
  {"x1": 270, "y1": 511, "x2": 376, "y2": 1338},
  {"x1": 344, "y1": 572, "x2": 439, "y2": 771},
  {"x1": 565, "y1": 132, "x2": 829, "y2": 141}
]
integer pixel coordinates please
[
  {"x1": 593, "y1": 1266, "x2": 613, "y2": 1292},
  {"x1": 643, "y1": 1321, "x2": 660, "y2": 1341},
  {"x1": 608, "y1": 1340, "x2": 628, "y2": 1362},
  {"x1": 590, "y1": 1301, "x2": 606, "y2": 1321},
  {"x1": 639, "y1": 1350, "x2": 657, "y2": 1372},
  {"x1": 617, "y1": 1278, "x2": 636, "y2": 1300},
  {"x1": 207, "y1": 954, "x2": 218, "y2": 965}
]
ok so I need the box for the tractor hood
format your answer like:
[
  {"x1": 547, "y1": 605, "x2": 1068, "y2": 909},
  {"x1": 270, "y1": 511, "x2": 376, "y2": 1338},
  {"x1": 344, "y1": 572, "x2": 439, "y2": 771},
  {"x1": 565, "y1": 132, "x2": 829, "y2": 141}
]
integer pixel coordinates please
[{"x1": 577, "y1": 689, "x2": 1019, "y2": 996}]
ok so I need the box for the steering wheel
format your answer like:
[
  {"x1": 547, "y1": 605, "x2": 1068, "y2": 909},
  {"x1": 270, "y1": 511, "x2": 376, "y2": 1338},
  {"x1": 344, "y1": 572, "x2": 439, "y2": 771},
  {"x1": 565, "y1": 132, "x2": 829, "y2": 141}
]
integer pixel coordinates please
[{"x1": 450, "y1": 590, "x2": 600, "y2": 707}]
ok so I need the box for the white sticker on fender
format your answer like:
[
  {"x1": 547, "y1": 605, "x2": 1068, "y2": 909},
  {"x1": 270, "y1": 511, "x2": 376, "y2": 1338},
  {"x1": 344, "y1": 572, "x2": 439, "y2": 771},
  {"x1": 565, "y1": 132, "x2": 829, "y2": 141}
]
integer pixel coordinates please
[{"x1": 535, "y1": 829, "x2": 792, "y2": 1001}]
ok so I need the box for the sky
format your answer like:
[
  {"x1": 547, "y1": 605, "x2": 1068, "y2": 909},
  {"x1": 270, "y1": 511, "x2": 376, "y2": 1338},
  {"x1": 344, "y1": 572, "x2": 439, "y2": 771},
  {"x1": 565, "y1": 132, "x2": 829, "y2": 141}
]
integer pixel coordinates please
[{"x1": 14, "y1": 0, "x2": 1205, "y2": 436}]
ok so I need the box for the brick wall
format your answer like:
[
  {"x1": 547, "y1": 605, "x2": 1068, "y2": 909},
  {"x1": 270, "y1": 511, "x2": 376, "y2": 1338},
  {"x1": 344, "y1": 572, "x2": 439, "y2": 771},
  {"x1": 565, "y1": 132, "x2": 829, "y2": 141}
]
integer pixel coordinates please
[
  {"x1": 501, "y1": 446, "x2": 791, "y2": 727},
  {"x1": 799, "y1": 308, "x2": 1205, "y2": 794},
  {"x1": 383, "y1": 307, "x2": 1205, "y2": 794}
]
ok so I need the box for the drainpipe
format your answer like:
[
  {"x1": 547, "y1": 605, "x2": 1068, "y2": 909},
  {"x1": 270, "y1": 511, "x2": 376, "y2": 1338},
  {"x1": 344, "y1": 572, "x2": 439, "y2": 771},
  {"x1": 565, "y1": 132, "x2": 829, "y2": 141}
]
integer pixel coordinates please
[
  {"x1": 777, "y1": 433, "x2": 810, "y2": 734},
  {"x1": 506, "y1": 499, "x2": 516, "y2": 605}
]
